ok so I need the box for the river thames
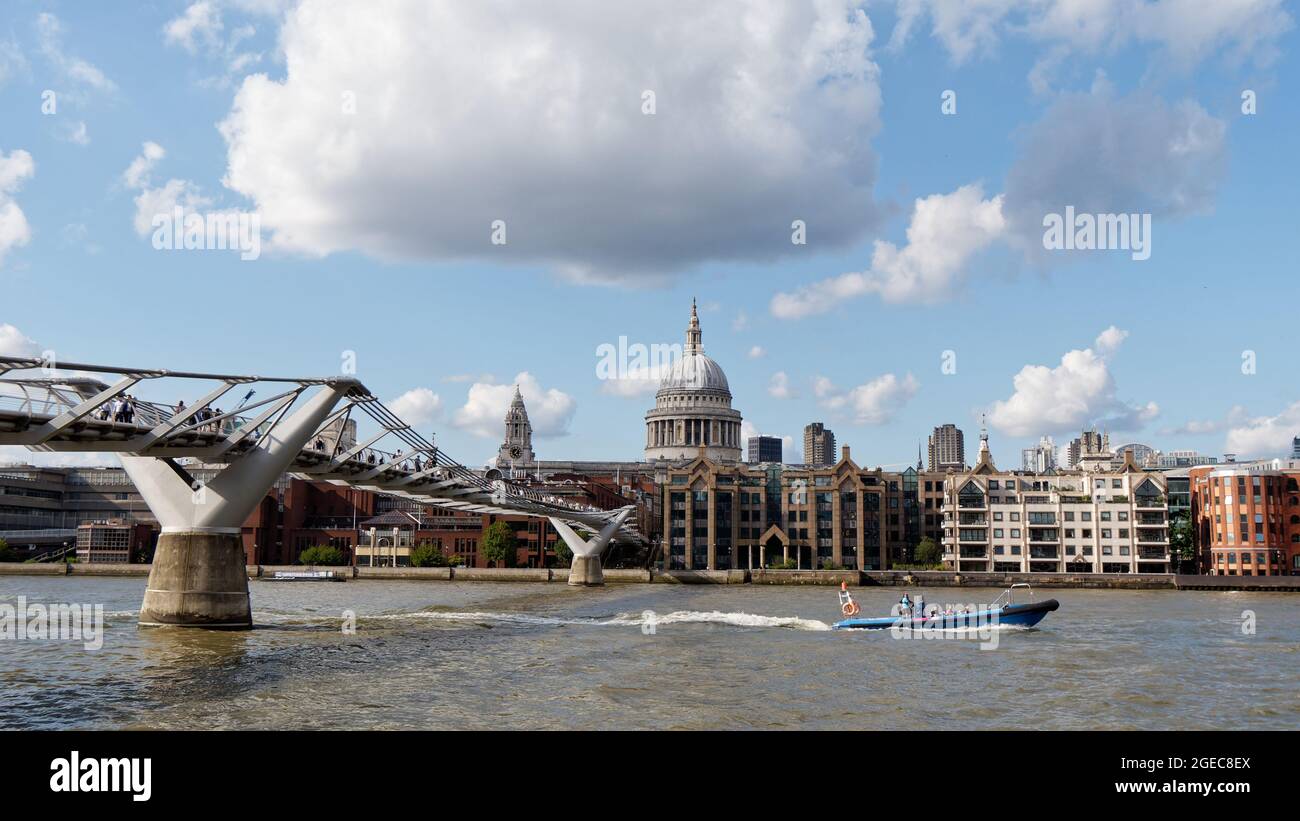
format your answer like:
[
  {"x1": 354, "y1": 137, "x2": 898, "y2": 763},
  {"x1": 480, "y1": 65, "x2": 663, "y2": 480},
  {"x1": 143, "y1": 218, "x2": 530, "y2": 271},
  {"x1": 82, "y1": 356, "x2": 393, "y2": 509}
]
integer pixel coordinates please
[{"x1": 2, "y1": 577, "x2": 1297, "y2": 731}]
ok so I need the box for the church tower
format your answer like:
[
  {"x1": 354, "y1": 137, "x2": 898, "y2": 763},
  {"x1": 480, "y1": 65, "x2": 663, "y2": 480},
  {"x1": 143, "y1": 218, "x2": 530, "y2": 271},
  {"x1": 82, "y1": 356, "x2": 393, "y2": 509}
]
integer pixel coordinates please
[{"x1": 496, "y1": 385, "x2": 536, "y2": 468}]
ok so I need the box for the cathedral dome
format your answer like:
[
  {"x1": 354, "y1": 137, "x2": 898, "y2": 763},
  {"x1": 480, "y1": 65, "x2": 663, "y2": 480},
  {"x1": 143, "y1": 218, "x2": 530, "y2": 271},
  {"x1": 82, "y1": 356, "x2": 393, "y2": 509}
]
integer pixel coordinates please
[
  {"x1": 644, "y1": 300, "x2": 743, "y2": 464},
  {"x1": 658, "y1": 351, "x2": 730, "y2": 395}
]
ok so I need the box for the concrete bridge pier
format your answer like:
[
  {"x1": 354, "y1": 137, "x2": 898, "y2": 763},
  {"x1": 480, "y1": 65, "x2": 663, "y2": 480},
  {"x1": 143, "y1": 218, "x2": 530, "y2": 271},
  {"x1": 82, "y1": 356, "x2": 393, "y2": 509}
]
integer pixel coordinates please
[
  {"x1": 123, "y1": 382, "x2": 353, "y2": 628},
  {"x1": 550, "y1": 508, "x2": 633, "y2": 586}
]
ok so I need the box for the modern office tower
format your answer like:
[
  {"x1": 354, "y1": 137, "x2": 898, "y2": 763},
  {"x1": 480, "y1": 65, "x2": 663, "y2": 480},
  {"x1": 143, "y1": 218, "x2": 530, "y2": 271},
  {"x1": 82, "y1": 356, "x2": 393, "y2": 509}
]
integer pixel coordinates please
[
  {"x1": 803, "y1": 423, "x2": 836, "y2": 466},
  {"x1": 1021, "y1": 435, "x2": 1058, "y2": 472},
  {"x1": 1066, "y1": 427, "x2": 1111, "y2": 469},
  {"x1": 927, "y1": 423, "x2": 966, "y2": 471},
  {"x1": 747, "y1": 436, "x2": 782, "y2": 464}
]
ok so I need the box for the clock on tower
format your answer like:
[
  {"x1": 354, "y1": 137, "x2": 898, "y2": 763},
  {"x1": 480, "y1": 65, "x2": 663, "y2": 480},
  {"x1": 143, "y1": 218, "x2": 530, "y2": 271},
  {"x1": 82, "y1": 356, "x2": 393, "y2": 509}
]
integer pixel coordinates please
[{"x1": 496, "y1": 385, "x2": 536, "y2": 468}]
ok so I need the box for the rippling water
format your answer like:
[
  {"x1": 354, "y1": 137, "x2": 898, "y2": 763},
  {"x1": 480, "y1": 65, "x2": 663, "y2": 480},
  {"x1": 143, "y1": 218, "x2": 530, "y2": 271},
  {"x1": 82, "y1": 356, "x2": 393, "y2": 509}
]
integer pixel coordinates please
[{"x1": 2, "y1": 577, "x2": 1297, "y2": 730}]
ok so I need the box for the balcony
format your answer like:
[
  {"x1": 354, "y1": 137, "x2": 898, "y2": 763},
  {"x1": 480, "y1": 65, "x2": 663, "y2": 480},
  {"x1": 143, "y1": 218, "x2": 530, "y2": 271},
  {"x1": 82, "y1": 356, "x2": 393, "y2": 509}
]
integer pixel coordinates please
[
  {"x1": 1139, "y1": 548, "x2": 1168, "y2": 560},
  {"x1": 959, "y1": 546, "x2": 988, "y2": 558},
  {"x1": 1030, "y1": 546, "x2": 1059, "y2": 559},
  {"x1": 1135, "y1": 496, "x2": 1166, "y2": 509}
]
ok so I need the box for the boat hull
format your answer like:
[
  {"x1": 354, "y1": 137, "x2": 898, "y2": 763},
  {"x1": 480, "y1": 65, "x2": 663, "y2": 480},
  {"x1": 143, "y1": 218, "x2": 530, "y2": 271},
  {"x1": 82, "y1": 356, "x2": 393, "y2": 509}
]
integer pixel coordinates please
[{"x1": 832, "y1": 599, "x2": 1059, "y2": 631}]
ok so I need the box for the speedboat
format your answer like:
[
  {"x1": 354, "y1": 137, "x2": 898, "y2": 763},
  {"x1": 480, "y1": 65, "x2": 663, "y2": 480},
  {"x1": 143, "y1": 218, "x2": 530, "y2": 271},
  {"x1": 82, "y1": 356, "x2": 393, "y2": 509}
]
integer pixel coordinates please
[{"x1": 832, "y1": 583, "x2": 1058, "y2": 631}]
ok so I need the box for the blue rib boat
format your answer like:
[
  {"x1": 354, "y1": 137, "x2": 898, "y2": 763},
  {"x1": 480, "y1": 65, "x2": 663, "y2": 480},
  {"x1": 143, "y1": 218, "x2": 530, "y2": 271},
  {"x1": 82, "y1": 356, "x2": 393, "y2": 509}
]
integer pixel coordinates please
[{"x1": 832, "y1": 583, "x2": 1059, "y2": 631}]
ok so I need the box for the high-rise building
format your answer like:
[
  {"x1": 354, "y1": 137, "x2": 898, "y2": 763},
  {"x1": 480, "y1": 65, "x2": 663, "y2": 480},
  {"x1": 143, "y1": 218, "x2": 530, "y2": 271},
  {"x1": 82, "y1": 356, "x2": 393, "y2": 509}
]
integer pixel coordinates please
[
  {"x1": 747, "y1": 436, "x2": 782, "y2": 464},
  {"x1": 1293, "y1": 436, "x2": 1300, "y2": 459},
  {"x1": 1021, "y1": 435, "x2": 1058, "y2": 472},
  {"x1": 1066, "y1": 427, "x2": 1111, "y2": 469},
  {"x1": 803, "y1": 423, "x2": 836, "y2": 466},
  {"x1": 927, "y1": 424, "x2": 966, "y2": 471}
]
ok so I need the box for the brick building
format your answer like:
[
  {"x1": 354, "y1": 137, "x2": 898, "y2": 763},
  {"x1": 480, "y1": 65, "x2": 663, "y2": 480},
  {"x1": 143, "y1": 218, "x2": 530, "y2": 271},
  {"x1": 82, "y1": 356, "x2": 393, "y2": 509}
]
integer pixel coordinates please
[{"x1": 1190, "y1": 460, "x2": 1300, "y2": 576}]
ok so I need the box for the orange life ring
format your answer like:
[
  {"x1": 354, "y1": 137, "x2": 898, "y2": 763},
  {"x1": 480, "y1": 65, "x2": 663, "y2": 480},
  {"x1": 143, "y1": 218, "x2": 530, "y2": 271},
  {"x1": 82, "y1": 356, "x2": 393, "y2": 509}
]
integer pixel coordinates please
[{"x1": 842, "y1": 601, "x2": 860, "y2": 616}]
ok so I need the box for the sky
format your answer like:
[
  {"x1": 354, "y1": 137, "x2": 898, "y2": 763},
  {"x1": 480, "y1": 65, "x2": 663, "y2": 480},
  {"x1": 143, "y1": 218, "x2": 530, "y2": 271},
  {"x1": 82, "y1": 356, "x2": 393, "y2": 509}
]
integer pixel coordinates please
[{"x1": 1, "y1": 0, "x2": 1298, "y2": 469}]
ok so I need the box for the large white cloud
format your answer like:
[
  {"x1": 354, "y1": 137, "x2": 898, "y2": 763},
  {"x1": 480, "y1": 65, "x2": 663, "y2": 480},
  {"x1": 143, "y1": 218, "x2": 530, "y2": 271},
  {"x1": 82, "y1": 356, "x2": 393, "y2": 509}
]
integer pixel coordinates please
[
  {"x1": 771, "y1": 183, "x2": 1004, "y2": 317},
  {"x1": 452, "y1": 372, "x2": 575, "y2": 438},
  {"x1": 217, "y1": 0, "x2": 884, "y2": 281},
  {"x1": 0, "y1": 148, "x2": 35, "y2": 266},
  {"x1": 388, "y1": 387, "x2": 443, "y2": 429},
  {"x1": 816, "y1": 372, "x2": 919, "y2": 425},
  {"x1": 1225, "y1": 402, "x2": 1300, "y2": 458},
  {"x1": 988, "y1": 327, "x2": 1158, "y2": 436},
  {"x1": 889, "y1": 0, "x2": 1292, "y2": 69},
  {"x1": 771, "y1": 80, "x2": 1228, "y2": 317}
]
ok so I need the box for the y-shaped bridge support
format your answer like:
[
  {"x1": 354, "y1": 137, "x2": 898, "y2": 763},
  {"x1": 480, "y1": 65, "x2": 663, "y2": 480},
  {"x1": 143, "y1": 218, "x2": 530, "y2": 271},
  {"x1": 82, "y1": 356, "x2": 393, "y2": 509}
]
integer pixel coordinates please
[
  {"x1": 122, "y1": 382, "x2": 354, "y2": 628},
  {"x1": 549, "y1": 508, "x2": 633, "y2": 586}
]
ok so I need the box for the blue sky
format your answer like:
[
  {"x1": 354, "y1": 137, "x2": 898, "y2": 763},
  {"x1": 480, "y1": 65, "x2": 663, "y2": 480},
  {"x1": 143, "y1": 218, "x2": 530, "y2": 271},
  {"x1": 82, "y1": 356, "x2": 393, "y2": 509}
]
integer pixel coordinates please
[{"x1": 1, "y1": 1, "x2": 1297, "y2": 468}]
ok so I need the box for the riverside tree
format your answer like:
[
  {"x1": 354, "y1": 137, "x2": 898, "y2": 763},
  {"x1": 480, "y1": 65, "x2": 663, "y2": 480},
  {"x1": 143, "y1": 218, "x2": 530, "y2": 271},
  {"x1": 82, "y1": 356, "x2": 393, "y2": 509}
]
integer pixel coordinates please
[{"x1": 480, "y1": 522, "x2": 519, "y2": 568}]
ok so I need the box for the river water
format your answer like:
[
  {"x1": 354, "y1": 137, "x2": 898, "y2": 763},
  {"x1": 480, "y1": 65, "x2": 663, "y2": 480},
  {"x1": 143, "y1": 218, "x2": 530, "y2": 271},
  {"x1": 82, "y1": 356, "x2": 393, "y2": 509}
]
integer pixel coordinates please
[{"x1": 2, "y1": 577, "x2": 1296, "y2": 730}]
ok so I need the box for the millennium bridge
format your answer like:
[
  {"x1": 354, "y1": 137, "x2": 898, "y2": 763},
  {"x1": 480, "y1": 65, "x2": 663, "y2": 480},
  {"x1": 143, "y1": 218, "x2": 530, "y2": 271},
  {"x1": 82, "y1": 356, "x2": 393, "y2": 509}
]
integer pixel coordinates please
[{"x1": 0, "y1": 355, "x2": 637, "y2": 628}]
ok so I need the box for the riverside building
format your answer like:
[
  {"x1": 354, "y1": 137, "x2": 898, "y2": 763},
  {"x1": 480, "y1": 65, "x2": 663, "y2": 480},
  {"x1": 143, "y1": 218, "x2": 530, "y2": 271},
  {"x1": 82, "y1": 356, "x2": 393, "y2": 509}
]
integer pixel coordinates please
[
  {"x1": 1190, "y1": 460, "x2": 1300, "y2": 576},
  {"x1": 941, "y1": 429, "x2": 1172, "y2": 574}
]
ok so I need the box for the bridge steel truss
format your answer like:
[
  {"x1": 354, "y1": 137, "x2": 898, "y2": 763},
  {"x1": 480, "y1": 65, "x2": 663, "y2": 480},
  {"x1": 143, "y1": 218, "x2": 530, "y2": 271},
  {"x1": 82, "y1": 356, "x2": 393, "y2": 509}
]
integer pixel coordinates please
[{"x1": 0, "y1": 355, "x2": 637, "y2": 626}]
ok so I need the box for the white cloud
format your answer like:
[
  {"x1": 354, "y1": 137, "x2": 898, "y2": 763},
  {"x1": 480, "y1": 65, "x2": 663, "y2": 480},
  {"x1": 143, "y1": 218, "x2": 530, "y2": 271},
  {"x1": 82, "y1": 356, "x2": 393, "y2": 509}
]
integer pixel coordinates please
[
  {"x1": 217, "y1": 0, "x2": 884, "y2": 281},
  {"x1": 988, "y1": 327, "x2": 1158, "y2": 436},
  {"x1": 768, "y1": 371, "x2": 795, "y2": 400},
  {"x1": 771, "y1": 184, "x2": 1004, "y2": 317},
  {"x1": 388, "y1": 387, "x2": 443, "y2": 429},
  {"x1": 748, "y1": 345, "x2": 766, "y2": 359},
  {"x1": 164, "y1": 2, "x2": 224, "y2": 53},
  {"x1": 35, "y1": 13, "x2": 115, "y2": 93},
  {"x1": 453, "y1": 372, "x2": 575, "y2": 439},
  {"x1": 0, "y1": 148, "x2": 35, "y2": 266},
  {"x1": 816, "y1": 372, "x2": 919, "y2": 425},
  {"x1": 1225, "y1": 402, "x2": 1300, "y2": 458},
  {"x1": 889, "y1": 0, "x2": 1292, "y2": 68},
  {"x1": 1094, "y1": 326, "x2": 1128, "y2": 356},
  {"x1": 732, "y1": 310, "x2": 749, "y2": 332},
  {"x1": 122, "y1": 141, "x2": 166, "y2": 190},
  {"x1": 0, "y1": 323, "x2": 40, "y2": 357}
]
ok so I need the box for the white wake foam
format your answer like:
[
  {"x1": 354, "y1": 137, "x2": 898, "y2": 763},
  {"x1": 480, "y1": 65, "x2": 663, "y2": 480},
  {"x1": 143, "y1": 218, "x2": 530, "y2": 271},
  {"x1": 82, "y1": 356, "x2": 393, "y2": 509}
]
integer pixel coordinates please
[{"x1": 383, "y1": 609, "x2": 831, "y2": 631}]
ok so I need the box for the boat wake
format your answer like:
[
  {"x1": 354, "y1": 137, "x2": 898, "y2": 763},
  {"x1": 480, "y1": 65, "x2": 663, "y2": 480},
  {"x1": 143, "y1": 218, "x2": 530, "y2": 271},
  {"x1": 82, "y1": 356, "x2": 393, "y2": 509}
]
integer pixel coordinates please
[{"x1": 379, "y1": 609, "x2": 832, "y2": 632}]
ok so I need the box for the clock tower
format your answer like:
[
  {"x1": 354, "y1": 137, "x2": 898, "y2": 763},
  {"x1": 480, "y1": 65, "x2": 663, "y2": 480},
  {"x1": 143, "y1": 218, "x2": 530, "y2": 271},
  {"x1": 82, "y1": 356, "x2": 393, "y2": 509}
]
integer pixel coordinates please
[{"x1": 496, "y1": 385, "x2": 536, "y2": 469}]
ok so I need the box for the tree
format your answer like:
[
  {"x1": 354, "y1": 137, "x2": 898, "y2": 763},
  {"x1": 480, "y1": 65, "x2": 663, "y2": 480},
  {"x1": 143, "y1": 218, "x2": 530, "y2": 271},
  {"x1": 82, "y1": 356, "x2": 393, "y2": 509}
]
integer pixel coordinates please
[
  {"x1": 1169, "y1": 515, "x2": 1196, "y2": 573},
  {"x1": 410, "y1": 542, "x2": 450, "y2": 567},
  {"x1": 480, "y1": 522, "x2": 519, "y2": 568},
  {"x1": 551, "y1": 536, "x2": 573, "y2": 566},
  {"x1": 914, "y1": 538, "x2": 942, "y2": 568},
  {"x1": 0, "y1": 539, "x2": 15, "y2": 563},
  {"x1": 298, "y1": 545, "x2": 346, "y2": 566}
]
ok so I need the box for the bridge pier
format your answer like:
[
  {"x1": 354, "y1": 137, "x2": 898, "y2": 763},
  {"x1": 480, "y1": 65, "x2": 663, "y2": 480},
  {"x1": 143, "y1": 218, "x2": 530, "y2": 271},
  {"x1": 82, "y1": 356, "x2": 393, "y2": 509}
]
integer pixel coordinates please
[
  {"x1": 124, "y1": 382, "x2": 353, "y2": 629},
  {"x1": 550, "y1": 508, "x2": 633, "y2": 587}
]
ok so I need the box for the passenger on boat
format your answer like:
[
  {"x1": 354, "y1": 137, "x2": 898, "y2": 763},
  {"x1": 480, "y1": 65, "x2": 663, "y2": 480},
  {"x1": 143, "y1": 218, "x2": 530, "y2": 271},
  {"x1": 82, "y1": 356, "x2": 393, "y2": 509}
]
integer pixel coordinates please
[{"x1": 899, "y1": 593, "x2": 912, "y2": 616}]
